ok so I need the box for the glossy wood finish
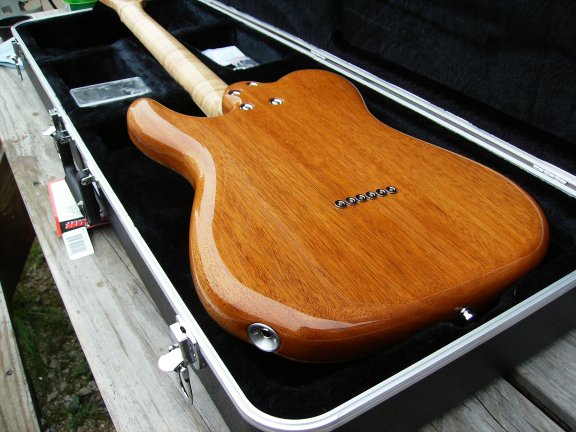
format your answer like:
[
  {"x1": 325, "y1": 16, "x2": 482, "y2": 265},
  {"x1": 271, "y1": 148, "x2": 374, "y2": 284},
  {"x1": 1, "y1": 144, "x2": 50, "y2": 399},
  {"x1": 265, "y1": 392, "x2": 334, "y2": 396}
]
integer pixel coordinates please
[{"x1": 127, "y1": 70, "x2": 549, "y2": 362}]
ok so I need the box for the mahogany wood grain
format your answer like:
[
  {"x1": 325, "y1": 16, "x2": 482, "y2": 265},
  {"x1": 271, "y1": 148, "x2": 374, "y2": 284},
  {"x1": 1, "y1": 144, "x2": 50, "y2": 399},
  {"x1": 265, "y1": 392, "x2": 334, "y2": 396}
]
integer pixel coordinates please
[{"x1": 127, "y1": 70, "x2": 549, "y2": 362}]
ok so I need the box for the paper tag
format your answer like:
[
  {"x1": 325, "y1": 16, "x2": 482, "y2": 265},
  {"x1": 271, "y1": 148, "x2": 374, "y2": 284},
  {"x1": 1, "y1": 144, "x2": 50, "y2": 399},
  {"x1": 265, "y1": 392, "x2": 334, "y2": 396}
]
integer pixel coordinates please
[
  {"x1": 48, "y1": 179, "x2": 95, "y2": 260},
  {"x1": 62, "y1": 227, "x2": 94, "y2": 260},
  {"x1": 202, "y1": 46, "x2": 259, "y2": 70},
  {"x1": 48, "y1": 179, "x2": 85, "y2": 236}
]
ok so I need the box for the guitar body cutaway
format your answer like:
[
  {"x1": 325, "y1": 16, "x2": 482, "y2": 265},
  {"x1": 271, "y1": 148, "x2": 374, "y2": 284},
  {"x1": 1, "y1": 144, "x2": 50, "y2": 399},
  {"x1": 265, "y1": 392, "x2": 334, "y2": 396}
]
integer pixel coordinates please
[{"x1": 127, "y1": 70, "x2": 548, "y2": 362}]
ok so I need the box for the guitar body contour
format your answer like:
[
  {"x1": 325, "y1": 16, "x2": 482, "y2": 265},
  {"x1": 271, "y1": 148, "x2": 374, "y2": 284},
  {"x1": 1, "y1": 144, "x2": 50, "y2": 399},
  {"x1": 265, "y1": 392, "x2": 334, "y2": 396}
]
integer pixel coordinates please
[{"x1": 127, "y1": 70, "x2": 548, "y2": 362}]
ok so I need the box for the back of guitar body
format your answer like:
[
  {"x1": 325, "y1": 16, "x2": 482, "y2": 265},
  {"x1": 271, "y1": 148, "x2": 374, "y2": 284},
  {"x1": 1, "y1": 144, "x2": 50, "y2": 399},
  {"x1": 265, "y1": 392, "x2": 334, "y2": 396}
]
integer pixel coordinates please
[{"x1": 127, "y1": 70, "x2": 548, "y2": 362}]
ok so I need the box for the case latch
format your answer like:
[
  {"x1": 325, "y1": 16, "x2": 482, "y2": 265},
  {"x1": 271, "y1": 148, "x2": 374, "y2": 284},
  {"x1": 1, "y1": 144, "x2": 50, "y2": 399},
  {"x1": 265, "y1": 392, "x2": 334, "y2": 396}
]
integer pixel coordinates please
[
  {"x1": 49, "y1": 109, "x2": 105, "y2": 226},
  {"x1": 158, "y1": 344, "x2": 194, "y2": 404},
  {"x1": 158, "y1": 318, "x2": 206, "y2": 405},
  {"x1": 11, "y1": 40, "x2": 23, "y2": 80}
]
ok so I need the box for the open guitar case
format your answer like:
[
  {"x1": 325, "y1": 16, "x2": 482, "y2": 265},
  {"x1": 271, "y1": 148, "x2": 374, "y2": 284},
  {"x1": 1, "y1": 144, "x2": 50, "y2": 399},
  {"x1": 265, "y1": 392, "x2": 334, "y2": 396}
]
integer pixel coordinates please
[{"x1": 13, "y1": 1, "x2": 576, "y2": 430}]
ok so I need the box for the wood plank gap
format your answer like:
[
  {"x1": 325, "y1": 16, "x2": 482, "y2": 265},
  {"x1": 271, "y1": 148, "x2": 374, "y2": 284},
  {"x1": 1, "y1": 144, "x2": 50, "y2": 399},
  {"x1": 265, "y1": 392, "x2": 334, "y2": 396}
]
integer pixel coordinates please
[
  {"x1": 421, "y1": 378, "x2": 564, "y2": 432},
  {"x1": 505, "y1": 328, "x2": 576, "y2": 431},
  {"x1": 0, "y1": 282, "x2": 41, "y2": 432}
]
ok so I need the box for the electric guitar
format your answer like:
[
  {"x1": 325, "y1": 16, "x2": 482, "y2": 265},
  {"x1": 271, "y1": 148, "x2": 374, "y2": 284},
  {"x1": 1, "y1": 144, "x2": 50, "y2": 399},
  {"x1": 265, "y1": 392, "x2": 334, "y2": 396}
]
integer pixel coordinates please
[{"x1": 101, "y1": 0, "x2": 549, "y2": 362}]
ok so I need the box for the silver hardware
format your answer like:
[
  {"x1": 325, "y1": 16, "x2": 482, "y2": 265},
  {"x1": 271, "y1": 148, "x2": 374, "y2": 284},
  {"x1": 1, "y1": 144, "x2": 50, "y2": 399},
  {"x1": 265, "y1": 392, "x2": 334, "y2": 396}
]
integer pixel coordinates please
[
  {"x1": 228, "y1": 89, "x2": 241, "y2": 96},
  {"x1": 247, "y1": 323, "x2": 281, "y2": 352},
  {"x1": 49, "y1": 108, "x2": 64, "y2": 126},
  {"x1": 269, "y1": 98, "x2": 284, "y2": 105},
  {"x1": 11, "y1": 40, "x2": 23, "y2": 81},
  {"x1": 158, "y1": 319, "x2": 207, "y2": 406},
  {"x1": 80, "y1": 172, "x2": 95, "y2": 186},
  {"x1": 240, "y1": 103, "x2": 255, "y2": 111},
  {"x1": 459, "y1": 307, "x2": 475, "y2": 322},
  {"x1": 158, "y1": 345, "x2": 194, "y2": 404},
  {"x1": 335, "y1": 186, "x2": 398, "y2": 208},
  {"x1": 170, "y1": 321, "x2": 205, "y2": 371},
  {"x1": 176, "y1": 363, "x2": 193, "y2": 404},
  {"x1": 247, "y1": 81, "x2": 259, "y2": 86},
  {"x1": 50, "y1": 108, "x2": 71, "y2": 147},
  {"x1": 158, "y1": 344, "x2": 185, "y2": 372},
  {"x1": 375, "y1": 188, "x2": 388, "y2": 197}
]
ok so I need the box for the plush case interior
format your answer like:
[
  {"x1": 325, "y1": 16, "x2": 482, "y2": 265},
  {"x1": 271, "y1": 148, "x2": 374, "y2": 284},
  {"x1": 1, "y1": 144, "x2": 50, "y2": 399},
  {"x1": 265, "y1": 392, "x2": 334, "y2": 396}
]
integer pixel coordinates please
[{"x1": 16, "y1": 0, "x2": 576, "y2": 420}]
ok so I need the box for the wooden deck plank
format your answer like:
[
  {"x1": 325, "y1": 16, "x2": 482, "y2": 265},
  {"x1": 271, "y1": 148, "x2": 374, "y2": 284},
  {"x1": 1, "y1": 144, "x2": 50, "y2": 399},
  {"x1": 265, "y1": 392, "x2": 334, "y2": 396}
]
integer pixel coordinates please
[
  {"x1": 508, "y1": 328, "x2": 576, "y2": 431},
  {"x1": 0, "y1": 64, "x2": 228, "y2": 432},
  {"x1": 0, "y1": 282, "x2": 41, "y2": 432},
  {"x1": 422, "y1": 378, "x2": 563, "y2": 432}
]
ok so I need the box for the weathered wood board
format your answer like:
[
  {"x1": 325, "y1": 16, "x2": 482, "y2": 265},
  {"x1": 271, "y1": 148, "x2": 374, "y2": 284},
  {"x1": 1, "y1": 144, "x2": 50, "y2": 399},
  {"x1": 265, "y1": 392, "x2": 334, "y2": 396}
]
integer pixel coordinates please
[
  {"x1": 0, "y1": 282, "x2": 40, "y2": 432},
  {"x1": 508, "y1": 329, "x2": 576, "y2": 431},
  {"x1": 0, "y1": 63, "x2": 229, "y2": 432}
]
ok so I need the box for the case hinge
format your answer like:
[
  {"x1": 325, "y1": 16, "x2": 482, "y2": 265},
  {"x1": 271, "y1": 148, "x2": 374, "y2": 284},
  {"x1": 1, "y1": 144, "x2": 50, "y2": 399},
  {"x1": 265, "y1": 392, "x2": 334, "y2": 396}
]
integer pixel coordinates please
[
  {"x1": 158, "y1": 318, "x2": 206, "y2": 405},
  {"x1": 169, "y1": 320, "x2": 206, "y2": 371},
  {"x1": 49, "y1": 109, "x2": 105, "y2": 226}
]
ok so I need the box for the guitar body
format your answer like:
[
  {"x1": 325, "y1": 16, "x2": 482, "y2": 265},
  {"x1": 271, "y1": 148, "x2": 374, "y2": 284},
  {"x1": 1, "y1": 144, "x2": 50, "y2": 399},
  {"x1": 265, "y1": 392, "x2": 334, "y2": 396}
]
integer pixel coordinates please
[{"x1": 127, "y1": 70, "x2": 548, "y2": 362}]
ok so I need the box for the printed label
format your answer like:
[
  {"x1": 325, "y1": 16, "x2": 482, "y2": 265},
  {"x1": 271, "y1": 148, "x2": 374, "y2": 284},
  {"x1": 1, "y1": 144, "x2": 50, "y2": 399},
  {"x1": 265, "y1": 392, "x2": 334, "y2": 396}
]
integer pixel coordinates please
[
  {"x1": 62, "y1": 227, "x2": 94, "y2": 260},
  {"x1": 48, "y1": 179, "x2": 95, "y2": 260}
]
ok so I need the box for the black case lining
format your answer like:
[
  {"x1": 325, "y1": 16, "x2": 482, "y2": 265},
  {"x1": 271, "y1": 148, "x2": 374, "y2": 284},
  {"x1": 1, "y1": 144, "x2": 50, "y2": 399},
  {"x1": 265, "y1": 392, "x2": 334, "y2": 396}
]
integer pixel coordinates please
[{"x1": 16, "y1": 0, "x2": 575, "y2": 420}]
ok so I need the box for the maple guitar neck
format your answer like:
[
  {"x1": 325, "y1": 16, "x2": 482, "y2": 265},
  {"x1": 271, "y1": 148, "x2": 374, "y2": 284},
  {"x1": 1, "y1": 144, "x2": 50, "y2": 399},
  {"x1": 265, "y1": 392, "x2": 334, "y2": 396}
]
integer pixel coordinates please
[{"x1": 99, "y1": 0, "x2": 229, "y2": 116}]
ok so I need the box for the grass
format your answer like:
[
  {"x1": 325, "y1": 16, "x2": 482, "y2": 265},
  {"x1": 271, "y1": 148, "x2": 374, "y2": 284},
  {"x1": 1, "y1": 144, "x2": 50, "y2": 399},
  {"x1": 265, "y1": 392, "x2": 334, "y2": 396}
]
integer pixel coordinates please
[{"x1": 11, "y1": 240, "x2": 114, "y2": 431}]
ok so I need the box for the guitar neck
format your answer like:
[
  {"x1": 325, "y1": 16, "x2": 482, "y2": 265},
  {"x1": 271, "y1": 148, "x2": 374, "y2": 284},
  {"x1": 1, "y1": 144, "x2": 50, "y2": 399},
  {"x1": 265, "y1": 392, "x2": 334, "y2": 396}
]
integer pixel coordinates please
[{"x1": 100, "y1": 0, "x2": 228, "y2": 117}]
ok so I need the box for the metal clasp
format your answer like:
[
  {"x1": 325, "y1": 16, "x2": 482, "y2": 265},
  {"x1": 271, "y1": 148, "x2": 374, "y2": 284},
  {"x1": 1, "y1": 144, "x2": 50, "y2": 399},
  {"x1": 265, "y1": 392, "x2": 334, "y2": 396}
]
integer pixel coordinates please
[
  {"x1": 158, "y1": 317, "x2": 206, "y2": 405},
  {"x1": 169, "y1": 320, "x2": 206, "y2": 371},
  {"x1": 80, "y1": 172, "x2": 96, "y2": 186},
  {"x1": 11, "y1": 40, "x2": 23, "y2": 80},
  {"x1": 48, "y1": 109, "x2": 104, "y2": 226},
  {"x1": 158, "y1": 344, "x2": 194, "y2": 404}
]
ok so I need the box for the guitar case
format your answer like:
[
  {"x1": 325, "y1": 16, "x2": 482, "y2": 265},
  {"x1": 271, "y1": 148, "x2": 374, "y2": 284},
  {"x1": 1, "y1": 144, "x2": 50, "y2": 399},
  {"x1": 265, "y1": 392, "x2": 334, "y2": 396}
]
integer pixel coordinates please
[{"x1": 13, "y1": 1, "x2": 576, "y2": 430}]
